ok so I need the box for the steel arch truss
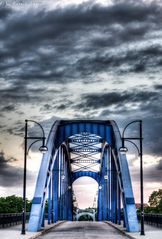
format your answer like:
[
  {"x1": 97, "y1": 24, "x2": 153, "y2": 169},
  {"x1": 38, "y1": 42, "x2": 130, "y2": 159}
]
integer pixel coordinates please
[
  {"x1": 98, "y1": 143, "x2": 121, "y2": 224},
  {"x1": 28, "y1": 120, "x2": 139, "y2": 233}
]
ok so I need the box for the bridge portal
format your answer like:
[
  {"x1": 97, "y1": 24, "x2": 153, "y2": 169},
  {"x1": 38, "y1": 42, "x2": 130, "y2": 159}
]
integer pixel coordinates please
[
  {"x1": 28, "y1": 120, "x2": 139, "y2": 232},
  {"x1": 75, "y1": 209, "x2": 96, "y2": 221}
]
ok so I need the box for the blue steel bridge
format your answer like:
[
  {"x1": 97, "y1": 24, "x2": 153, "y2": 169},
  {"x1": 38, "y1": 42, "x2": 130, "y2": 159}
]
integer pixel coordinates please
[{"x1": 28, "y1": 120, "x2": 139, "y2": 232}]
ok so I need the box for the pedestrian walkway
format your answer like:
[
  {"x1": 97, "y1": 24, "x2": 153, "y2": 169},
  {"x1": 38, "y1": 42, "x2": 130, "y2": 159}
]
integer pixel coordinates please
[
  {"x1": 0, "y1": 221, "x2": 63, "y2": 239},
  {"x1": 36, "y1": 221, "x2": 129, "y2": 239},
  {"x1": 0, "y1": 221, "x2": 162, "y2": 239},
  {"x1": 106, "y1": 222, "x2": 162, "y2": 239}
]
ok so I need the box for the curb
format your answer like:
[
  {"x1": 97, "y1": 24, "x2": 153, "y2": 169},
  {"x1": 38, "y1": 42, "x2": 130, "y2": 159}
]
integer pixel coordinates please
[
  {"x1": 28, "y1": 221, "x2": 65, "y2": 239},
  {"x1": 104, "y1": 221, "x2": 138, "y2": 239}
]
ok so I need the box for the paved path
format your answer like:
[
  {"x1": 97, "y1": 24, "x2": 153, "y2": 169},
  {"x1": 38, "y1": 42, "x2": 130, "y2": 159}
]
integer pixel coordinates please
[
  {"x1": 107, "y1": 222, "x2": 162, "y2": 239},
  {"x1": 0, "y1": 221, "x2": 63, "y2": 239},
  {"x1": 37, "y1": 221, "x2": 129, "y2": 239},
  {"x1": 0, "y1": 221, "x2": 162, "y2": 239}
]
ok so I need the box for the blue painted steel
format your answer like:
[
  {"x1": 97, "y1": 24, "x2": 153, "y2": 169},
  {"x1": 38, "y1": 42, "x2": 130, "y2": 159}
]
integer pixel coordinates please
[
  {"x1": 28, "y1": 120, "x2": 139, "y2": 233},
  {"x1": 72, "y1": 171, "x2": 99, "y2": 183},
  {"x1": 59, "y1": 147, "x2": 63, "y2": 220},
  {"x1": 103, "y1": 151, "x2": 108, "y2": 220},
  {"x1": 99, "y1": 144, "x2": 109, "y2": 221},
  {"x1": 67, "y1": 187, "x2": 73, "y2": 220},
  {"x1": 111, "y1": 157, "x2": 117, "y2": 223},
  {"x1": 48, "y1": 179, "x2": 51, "y2": 224},
  {"x1": 98, "y1": 185, "x2": 102, "y2": 221},
  {"x1": 41, "y1": 212, "x2": 45, "y2": 228},
  {"x1": 117, "y1": 180, "x2": 121, "y2": 225},
  {"x1": 110, "y1": 120, "x2": 139, "y2": 232},
  {"x1": 32, "y1": 197, "x2": 41, "y2": 204},
  {"x1": 28, "y1": 121, "x2": 60, "y2": 232},
  {"x1": 53, "y1": 157, "x2": 59, "y2": 223}
]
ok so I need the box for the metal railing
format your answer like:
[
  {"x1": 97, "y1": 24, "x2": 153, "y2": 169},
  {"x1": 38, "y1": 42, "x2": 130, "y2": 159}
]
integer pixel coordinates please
[
  {"x1": 120, "y1": 212, "x2": 162, "y2": 228},
  {"x1": 143, "y1": 213, "x2": 162, "y2": 227},
  {"x1": 1, "y1": 212, "x2": 162, "y2": 229},
  {"x1": 0, "y1": 213, "x2": 29, "y2": 228}
]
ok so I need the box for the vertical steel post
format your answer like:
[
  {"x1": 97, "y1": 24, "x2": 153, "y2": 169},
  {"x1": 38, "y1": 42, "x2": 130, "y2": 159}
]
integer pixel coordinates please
[
  {"x1": 67, "y1": 187, "x2": 73, "y2": 220},
  {"x1": 41, "y1": 212, "x2": 45, "y2": 227},
  {"x1": 51, "y1": 170, "x2": 54, "y2": 224},
  {"x1": 98, "y1": 180, "x2": 103, "y2": 221},
  {"x1": 103, "y1": 153, "x2": 107, "y2": 220},
  {"x1": 111, "y1": 154, "x2": 118, "y2": 224},
  {"x1": 108, "y1": 148, "x2": 111, "y2": 221},
  {"x1": 53, "y1": 158, "x2": 59, "y2": 223},
  {"x1": 117, "y1": 180, "x2": 121, "y2": 225},
  {"x1": 59, "y1": 147, "x2": 62, "y2": 220},
  {"x1": 48, "y1": 179, "x2": 51, "y2": 224},
  {"x1": 21, "y1": 120, "x2": 28, "y2": 234}
]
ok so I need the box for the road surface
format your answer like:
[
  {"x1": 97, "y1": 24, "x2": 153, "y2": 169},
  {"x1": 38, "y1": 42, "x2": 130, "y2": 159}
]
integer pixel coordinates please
[{"x1": 37, "y1": 221, "x2": 129, "y2": 239}]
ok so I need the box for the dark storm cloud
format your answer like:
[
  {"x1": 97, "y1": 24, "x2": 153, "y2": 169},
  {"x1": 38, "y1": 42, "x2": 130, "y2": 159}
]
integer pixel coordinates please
[
  {"x1": 0, "y1": 0, "x2": 162, "y2": 90},
  {"x1": 0, "y1": 84, "x2": 56, "y2": 105},
  {"x1": 0, "y1": 151, "x2": 34, "y2": 187},
  {"x1": 0, "y1": 6, "x2": 12, "y2": 19},
  {"x1": 76, "y1": 44, "x2": 162, "y2": 75},
  {"x1": 77, "y1": 88, "x2": 162, "y2": 158},
  {"x1": 0, "y1": 151, "x2": 22, "y2": 187},
  {"x1": 1, "y1": 104, "x2": 15, "y2": 112},
  {"x1": 40, "y1": 99, "x2": 72, "y2": 113},
  {"x1": 142, "y1": 117, "x2": 162, "y2": 156},
  {"x1": 6, "y1": 125, "x2": 24, "y2": 136},
  {"x1": 40, "y1": 104, "x2": 53, "y2": 111},
  {"x1": 129, "y1": 162, "x2": 162, "y2": 185},
  {"x1": 157, "y1": 159, "x2": 162, "y2": 170},
  {"x1": 76, "y1": 90, "x2": 158, "y2": 110},
  {"x1": 154, "y1": 84, "x2": 162, "y2": 90},
  {"x1": 0, "y1": 119, "x2": 25, "y2": 136},
  {"x1": 0, "y1": 1, "x2": 161, "y2": 166}
]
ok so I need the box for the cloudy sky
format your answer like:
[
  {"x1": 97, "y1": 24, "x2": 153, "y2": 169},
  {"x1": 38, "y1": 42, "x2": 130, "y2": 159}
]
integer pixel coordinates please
[{"x1": 0, "y1": 0, "x2": 162, "y2": 208}]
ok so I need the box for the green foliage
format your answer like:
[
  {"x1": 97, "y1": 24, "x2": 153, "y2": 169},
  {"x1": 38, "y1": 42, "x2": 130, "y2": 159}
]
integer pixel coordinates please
[
  {"x1": 145, "y1": 189, "x2": 162, "y2": 213},
  {"x1": 45, "y1": 199, "x2": 48, "y2": 213},
  {"x1": 0, "y1": 195, "x2": 31, "y2": 213},
  {"x1": 78, "y1": 214, "x2": 93, "y2": 221},
  {"x1": 149, "y1": 189, "x2": 162, "y2": 207}
]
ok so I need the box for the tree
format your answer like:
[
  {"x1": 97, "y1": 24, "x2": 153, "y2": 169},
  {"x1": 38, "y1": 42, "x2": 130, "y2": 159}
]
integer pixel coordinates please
[
  {"x1": 0, "y1": 195, "x2": 31, "y2": 213},
  {"x1": 79, "y1": 214, "x2": 93, "y2": 221},
  {"x1": 148, "y1": 189, "x2": 162, "y2": 213}
]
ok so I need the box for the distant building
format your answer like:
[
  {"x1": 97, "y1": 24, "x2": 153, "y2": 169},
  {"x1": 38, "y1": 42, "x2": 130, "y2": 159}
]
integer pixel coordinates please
[{"x1": 135, "y1": 203, "x2": 148, "y2": 209}]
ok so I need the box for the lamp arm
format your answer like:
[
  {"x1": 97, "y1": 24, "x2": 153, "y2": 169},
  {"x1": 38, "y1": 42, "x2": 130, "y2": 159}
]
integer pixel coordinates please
[
  {"x1": 124, "y1": 139, "x2": 140, "y2": 155},
  {"x1": 27, "y1": 139, "x2": 43, "y2": 154},
  {"x1": 25, "y1": 119, "x2": 45, "y2": 138},
  {"x1": 122, "y1": 120, "x2": 142, "y2": 138}
]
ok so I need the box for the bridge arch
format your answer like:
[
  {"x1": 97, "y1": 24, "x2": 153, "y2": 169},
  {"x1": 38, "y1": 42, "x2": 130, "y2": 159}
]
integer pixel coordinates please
[
  {"x1": 28, "y1": 120, "x2": 139, "y2": 233},
  {"x1": 72, "y1": 176, "x2": 98, "y2": 211},
  {"x1": 77, "y1": 212, "x2": 95, "y2": 221},
  {"x1": 72, "y1": 171, "x2": 99, "y2": 183}
]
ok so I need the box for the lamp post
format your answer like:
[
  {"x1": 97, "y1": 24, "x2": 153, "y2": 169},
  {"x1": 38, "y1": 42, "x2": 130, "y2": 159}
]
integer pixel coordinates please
[
  {"x1": 21, "y1": 119, "x2": 48, "y2": 235},
  {"x1": 119, "y1": 120, "x2": 144, "y2": 236}
]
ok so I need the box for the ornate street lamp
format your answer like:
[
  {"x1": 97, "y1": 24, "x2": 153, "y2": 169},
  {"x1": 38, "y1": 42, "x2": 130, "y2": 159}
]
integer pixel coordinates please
[
  {"x1": 21, "y1": 119, "x2": 48, "y2": 235},
  {"x1": 119, "y1": 120, "x2": 144, "y2": 236}
]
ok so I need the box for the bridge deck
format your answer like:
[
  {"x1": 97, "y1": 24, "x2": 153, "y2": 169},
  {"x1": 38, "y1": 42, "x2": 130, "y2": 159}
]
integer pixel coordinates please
[
  {"x1": 37, "y1": 221, "x2": 129, "y2": 239},
  {"x1": 0, "y1": 222, "x2": 162, "y2": 239}
]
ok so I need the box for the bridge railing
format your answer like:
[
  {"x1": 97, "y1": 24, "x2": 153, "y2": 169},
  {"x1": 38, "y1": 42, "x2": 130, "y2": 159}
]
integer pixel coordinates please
[
  {"x1": 0, "y1": 213, "x2": 30, "y2": 228},
  {"x1": 120, "y1": 212, "x2": 162, "y2": 228},
  {"x1": 1, "y1": 212, "x2": 162, "y2": 228},
  {"x1": 139, "y1": 213, "x2": 162, "y2": 228}
]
